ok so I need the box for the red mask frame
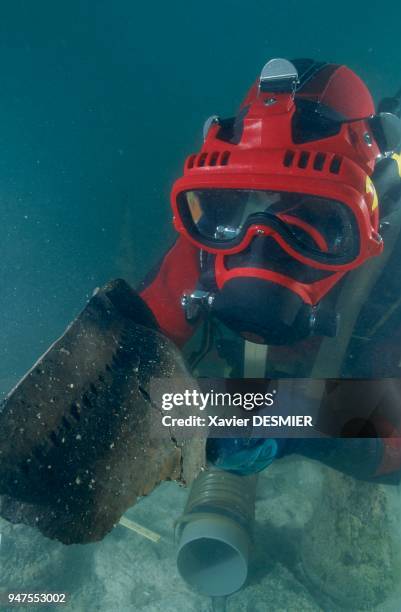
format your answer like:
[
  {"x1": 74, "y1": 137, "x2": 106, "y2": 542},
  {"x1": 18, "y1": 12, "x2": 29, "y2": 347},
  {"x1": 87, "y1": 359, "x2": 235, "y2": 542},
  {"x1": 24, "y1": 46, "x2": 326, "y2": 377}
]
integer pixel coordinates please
[{"x1": 172, "y1": 156, "x2": 382, "y2": 272}]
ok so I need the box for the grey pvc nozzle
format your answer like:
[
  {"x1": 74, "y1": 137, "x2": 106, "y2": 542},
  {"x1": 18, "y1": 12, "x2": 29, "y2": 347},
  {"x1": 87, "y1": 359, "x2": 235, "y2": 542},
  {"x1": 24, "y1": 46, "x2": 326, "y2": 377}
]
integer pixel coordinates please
[{"x1": 176, "y1": 469, "x2": 257, "y2": 597}]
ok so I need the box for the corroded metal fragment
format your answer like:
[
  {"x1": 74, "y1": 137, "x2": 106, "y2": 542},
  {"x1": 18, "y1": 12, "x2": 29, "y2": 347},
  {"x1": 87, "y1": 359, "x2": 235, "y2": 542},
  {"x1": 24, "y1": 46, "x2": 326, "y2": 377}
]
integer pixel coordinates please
[{"x1": 0, "y1": 279, "x2": 205, "y2": 544}]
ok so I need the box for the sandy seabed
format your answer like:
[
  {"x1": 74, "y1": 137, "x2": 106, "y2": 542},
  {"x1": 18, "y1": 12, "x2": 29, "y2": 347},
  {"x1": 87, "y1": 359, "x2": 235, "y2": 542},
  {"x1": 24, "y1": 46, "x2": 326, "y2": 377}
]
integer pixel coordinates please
[{"x1": 1, "y1": 454, "x2": 401, "y2": 612}]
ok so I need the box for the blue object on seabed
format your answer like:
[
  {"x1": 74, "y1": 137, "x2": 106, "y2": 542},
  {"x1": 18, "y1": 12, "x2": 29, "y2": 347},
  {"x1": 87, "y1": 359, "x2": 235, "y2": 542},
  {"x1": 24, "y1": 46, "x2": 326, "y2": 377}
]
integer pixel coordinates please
[{"x1": 206, "y1": 437, "x2": 286, "y2": 475}]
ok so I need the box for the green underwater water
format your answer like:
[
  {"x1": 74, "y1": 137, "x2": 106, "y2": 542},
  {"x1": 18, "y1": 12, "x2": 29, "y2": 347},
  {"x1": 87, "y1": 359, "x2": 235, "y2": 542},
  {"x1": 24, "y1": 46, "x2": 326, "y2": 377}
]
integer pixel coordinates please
[
  {"x1": 1, "y1": 0, "x2": 401, "y2": 395},
  {"x1": 0, "y1": 1, "x2": 401, "y2": 610}
]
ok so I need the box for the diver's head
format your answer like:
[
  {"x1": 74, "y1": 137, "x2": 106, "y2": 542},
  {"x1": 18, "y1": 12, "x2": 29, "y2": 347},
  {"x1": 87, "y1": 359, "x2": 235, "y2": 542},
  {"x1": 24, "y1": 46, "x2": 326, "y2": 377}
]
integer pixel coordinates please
[{"x1": 171, "y1": 59, "x2": 384, "y2": 345}]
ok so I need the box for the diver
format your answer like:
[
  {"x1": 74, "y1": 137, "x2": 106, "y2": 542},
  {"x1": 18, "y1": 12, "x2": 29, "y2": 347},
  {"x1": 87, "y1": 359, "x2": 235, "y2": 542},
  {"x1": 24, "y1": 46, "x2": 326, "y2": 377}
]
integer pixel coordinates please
[
  {"x1": 1, "y1": 57, "x2": 401, "y2": 597},
  {"x1": 138, "y1": 58, "x2": 401, "y2": 480}
]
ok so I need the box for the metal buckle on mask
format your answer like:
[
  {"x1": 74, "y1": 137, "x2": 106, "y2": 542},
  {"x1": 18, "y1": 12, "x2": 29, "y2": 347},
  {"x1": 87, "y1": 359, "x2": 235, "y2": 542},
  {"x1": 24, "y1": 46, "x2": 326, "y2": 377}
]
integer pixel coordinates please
[
  {"x1": 259, "y1": 58, "x2": 299, "y2": 94},
  {"x1": 181, "y1": 290, "x2": 215, "y2": 323},
  {"x1": 214, "y1": 225, "x2": 240, "y2": 240}
]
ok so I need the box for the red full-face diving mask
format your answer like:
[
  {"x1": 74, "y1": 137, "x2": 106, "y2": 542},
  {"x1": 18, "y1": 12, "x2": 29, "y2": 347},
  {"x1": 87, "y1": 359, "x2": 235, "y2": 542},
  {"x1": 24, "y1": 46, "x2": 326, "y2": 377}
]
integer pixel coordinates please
[{"x1": 171, "y1": 59, "x2": 384, "y2": 344}]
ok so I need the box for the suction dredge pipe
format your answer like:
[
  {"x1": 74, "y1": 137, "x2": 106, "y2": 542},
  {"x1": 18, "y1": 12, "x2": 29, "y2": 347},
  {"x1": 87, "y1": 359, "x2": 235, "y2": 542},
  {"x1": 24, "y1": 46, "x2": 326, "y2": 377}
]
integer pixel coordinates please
[{"x1": 175, "y1": 468, "x2": 258, "y2": 597}]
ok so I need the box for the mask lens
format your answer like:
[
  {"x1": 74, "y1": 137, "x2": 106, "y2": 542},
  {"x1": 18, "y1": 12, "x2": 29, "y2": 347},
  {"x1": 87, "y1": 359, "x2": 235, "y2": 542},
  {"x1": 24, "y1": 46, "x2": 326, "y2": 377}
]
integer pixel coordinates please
[
  {"x1": 182, "y1": 189, "x2": 282, "y2": 242},
  {"x1": 274, "y1": 194, "x2": 358, "y2": 257},
  {"x1": 178, "y1": 189, "x2": 360, "y2": 263}
]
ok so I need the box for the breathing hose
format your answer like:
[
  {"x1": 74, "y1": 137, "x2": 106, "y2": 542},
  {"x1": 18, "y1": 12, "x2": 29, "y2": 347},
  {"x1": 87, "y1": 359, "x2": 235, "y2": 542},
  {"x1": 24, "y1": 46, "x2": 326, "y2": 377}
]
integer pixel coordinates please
[{"x1": 175, "y1": 468, "x2": 257, "y2": 596}]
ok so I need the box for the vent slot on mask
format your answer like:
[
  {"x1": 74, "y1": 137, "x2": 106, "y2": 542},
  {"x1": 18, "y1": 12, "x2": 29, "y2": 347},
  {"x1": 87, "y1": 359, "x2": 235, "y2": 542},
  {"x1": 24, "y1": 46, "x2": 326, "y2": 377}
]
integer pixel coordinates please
[
  {"x1": 282, "y1": 150, "x2": 341, "y2": 174},
  {"x1": 329, "y1": 155, "x2": 342, "y2": 174},
  {"x1": 186, "y1": 151, "x2": 231, "y2": 169},
  {"x1": 313, "y1": 152, "x2": 326, "y2": 170}
]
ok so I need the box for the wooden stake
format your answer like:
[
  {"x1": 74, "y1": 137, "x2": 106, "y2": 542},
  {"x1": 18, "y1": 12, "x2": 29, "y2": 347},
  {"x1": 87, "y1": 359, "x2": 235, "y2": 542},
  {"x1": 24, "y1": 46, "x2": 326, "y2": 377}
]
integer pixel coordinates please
[{"x1": 118, "y1": 516, "x2": 161, "y2": 543}]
